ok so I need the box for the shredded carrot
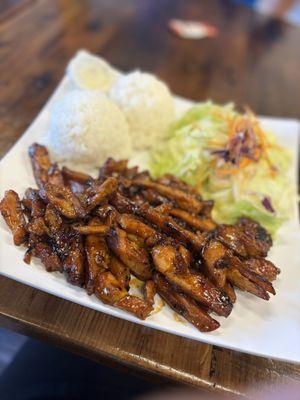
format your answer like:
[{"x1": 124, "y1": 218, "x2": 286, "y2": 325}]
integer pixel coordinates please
[
  {"x1": 216, "y1": 167, "x2": 240, "y2": 177},
  {"x1": 207, "y1": 140, "x2": 224, "y2": 147}
]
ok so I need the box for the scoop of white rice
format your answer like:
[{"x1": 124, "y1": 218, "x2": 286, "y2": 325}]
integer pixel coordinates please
[
  {"x1": 109, "y1": 71, "x2": 174, "y2": 150},
  {"x1": 46, "y1": 90, "x2": 132, "y2": 168},
  {"x1": 67, "y1": 50, "x2": 119, "y2": 92}
]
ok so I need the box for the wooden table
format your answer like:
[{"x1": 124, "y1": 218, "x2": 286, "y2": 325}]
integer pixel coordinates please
[{"x1": 0, "y1": 0, "x2": 299, "y2": 397}]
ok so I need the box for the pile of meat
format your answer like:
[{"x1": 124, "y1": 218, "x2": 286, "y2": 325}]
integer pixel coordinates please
[{"x1": 0, "y1": 144, "x2": 280, "y2": 332}]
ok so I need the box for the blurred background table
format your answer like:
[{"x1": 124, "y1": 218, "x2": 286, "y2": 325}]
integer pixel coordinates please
[{"x1": 0, "y1": 0, "x2": 299, "y2": 397}]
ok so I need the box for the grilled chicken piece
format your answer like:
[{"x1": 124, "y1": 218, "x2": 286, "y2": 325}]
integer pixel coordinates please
[
  {"x1": 170, "y1": 208, "x2": 217, "y2": 232},
  {"x1": 93, "y1": 204, "x2": 119, "y2": 227},
  {"x1": 142, "y1": 280, "x2": 156, "y2": 306},
  {"x1": 94, "y1": 270, "x2": 153, "y2": 319},
  {"x1": 85, "y1": 220, "x2": 110, "y2": 295},
  {"x1": 115, "y1": 294, "x2": 153, "y2": 320},
  {"x1": 99, "y1": 158, "x2": 129, "y2": 178},
  {"x1": 199, "y1": 200, "x2": 214, "y2": 218},
  {"x1": 217, "y1": 225, "x2": 248, "y2": 257},
  {"x1": 107, "y1": 227, "x2": 152, "y2": 281},
  {"x1": 95, "y1": 270, "x2": 127, "y2": 304},
  {"x1": 228, "y1": 253, "x2": 275, "y2": 295},
  {"x1": 110, "y1": 192, "x2": 135, "y2": 214},
  {"x1": 242, "y1": 268, "x2": 275, "y2": 295},
  {"x1": 154, "y1": 273, "x2": 220, "y2": 332},
  {"x1": 141, "y1": 189, "x2": 171, "y2": 206},
  {"x1": 136, "y1": 204, "x2": 205, "y2": 251},
  {"x1": 202, "y1": 240, "x2": 228, "y2": 288},
  {"x1": 64, "y1": 234, "x2": 85, "y2": 286},
  {"x1": 0, "y1": 190, "x2": 27, "y2": 245},
  {"x1": 134, "y1": 178, "x2": 205, "y2": 214},
  {"x1": 217, "y1": 220, "x2": 272, "y2": 258},
  {"x1": 157, "y1": 174, "x2": 200, "y2": 196},
  {"x1": 238, "y1": 217, "x2": 272, "y2": 256},
  {"x1": 22, "y1": 188, "x2": 46, "y2": 218},
  {"x1": 109, "y1": 256, "x2": 131, "y2": 290},
  {"x1": 47, "y1": 164, "x2": 64, "y2": 186},
  {"x1": 27, "y1": 216, "x2": 49, "y2": 236},
  {"x1": 152, "y1": 245, "x2": 232, "y2": 317},
  {"x1": 84, "y1": 177, "x2": 118, "y2": 212},
  {"x1": 117, "y1": 213, "x2": 158, "y2": 240},
  {"x1": 62, "y1": 166, "x2": 92, "y2": 184},
  {"x1": 28, "y1": 143, "x2": 52, "y2": 188},
  {"x1": 40, "y1": 183, "x2": 85, "y2": 219},
  {"x1": 99, "y1": 157, "x2": 142, "y2": 180},
  {"x1": 32, "y1": 241, "x2": 62, "y2": 272},
  {"x1": 44, "y1": 204, "x2": 62, "y2": 234},
  {"x1": 73, "y1": 224, "x2": 108, "y2": 235},
  {"x1": 244, "y1": 258, "x2": 280, "y2": 281},
  {"x1": 223, "y1": 282, "x2": 236, "y2": 303},
  {"x1": 226, "y1": 268, "x2": 270, "y2": 300}
]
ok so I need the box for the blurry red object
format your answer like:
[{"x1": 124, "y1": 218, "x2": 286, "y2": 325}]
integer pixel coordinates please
[{"x1": 168, "y1": 19, "x2": 219, "y2": 39}]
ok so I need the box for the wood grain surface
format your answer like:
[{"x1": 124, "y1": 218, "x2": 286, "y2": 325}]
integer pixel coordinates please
[{"x1": 0, "y1": 0, "x2": 300, "y2": 397}]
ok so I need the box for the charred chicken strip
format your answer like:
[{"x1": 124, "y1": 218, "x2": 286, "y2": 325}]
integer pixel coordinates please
[
  {"x1": 241, "y1": 268, "x2": 275, "y2": 295},
  {"x1": 154, "y1": 273, "x2": 220, "y2": 332},
  {"x1": 109, "y1": 256, "x2": 131, "y2": 290},
  {"x1": 142, "y1": 280, "x2": 156, "y2": 306},
  {"x1": 226, "y1": 268, "x2": 270, "y2": 300},
  {"x1": 99, "y1": 158, "x2": 129, "y2": 178},
  {"x1": 115, "y1": 295, "x2": 153, "y2": 320},
  {"x1": 28, "y1": 143, "x2": 52, "y2": 188},
  {"x1": 94, "y1": 269, "x2": 153, "y2": 319},
  {"x1": 22, "y1": 188, "x2": 46, "y2": 218},
  {"x1": 44, "y1": 204, "x2": 62, "y2": 234},
  {"x1": 107, "y1": 227, "x2": 153, "y2": 281},
  {"x1": 140, "y1": 189, "x2": 171, "y2": 206},
  {"x1": 157, "y1": 174, "x2": 200, "y2": 195},
  {"x1": 117, "y1": 213, "x2": 158, "y2": 240},
  {"x1": 223, "y1": 282, "x2": 236, "y2": 304},
  {"x1": 216, "y1": 225, "x2": 249, "y2": 257},
  {"x1": 218, "y1": 246, "x2": 276, "y2": 297},
  {"x1": 231, "y1": 258, "x2": 275, "y2": 295},
  {"x1": 217, "y1": 223, "x2": 271, "y2": 258},
  {"x1": 61, "y1": 166, "x2": 92, "y2": 184},
  {"x1": 152, "y1": 245, "x2": 233, "y2": 317},
  {"x1": 84, "y1": 177, "x2": 118, "y2": 212},
  {"x1": 202, "y1": 240, "x2": 228, "y2": 288},
  {"x1": 40, "y1": 183, "x2": 85, "y2": 219},
  {"x1": 238, "y1": 217, "x2": 272, "y2": 257},
  {"x1": 32, "y1": 241, "x2": 62, "y2": 272},
  {"x1": 27, "y1": 216, "x2": 50, "y2": 236},
  {"x1": 73, "y1": 224, "x2": 109, "y2": 235},
  {"x1": 110, "y1": 192, "x2": 135, "y2": 214},
  {"x1": 47, "y1": 164, "x2": 64, "y2": 186},
  {"x1": 243, "y1": 258, "x2": 280, "y2": 282},
  {"x1": 170, "y1": 208, "x2": 217, "y2": 232},
  {"x1": 63, "y1": 234, "x2": 85, "y2": 286},
  {"x1": 136, "y1": 204, "x2": 205, "y2": 251},
  {"x1": 0, "y1": 190, "x2": 27, "y2": 245},
  {"x1": 85, "y1": 220, "x2": 110, "y2": 295},
  {"x1": 94, "y1": 270, "x2": 127, "y2": 304},
  {"x1": 134, "y1": 178, "x2": 205, "y2": 214},
  {"x1": 99, "y1": 157, "x2": 144, "y2": 181}
]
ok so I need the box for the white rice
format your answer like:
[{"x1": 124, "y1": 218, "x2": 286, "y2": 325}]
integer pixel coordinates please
[
  {"x1": 109, "y1": 71, "x2": 174, "y2": 150},
  {"x1": 46, "y1": 90, "x2": 132, "y2": 170}
]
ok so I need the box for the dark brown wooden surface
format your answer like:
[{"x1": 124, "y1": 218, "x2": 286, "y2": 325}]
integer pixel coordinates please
[{"x1": 0, "y1": 0, "x2": 300, "y2": 397}]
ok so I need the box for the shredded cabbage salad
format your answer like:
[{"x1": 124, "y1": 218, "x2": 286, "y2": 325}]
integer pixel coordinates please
[{"x1": 150, "y1": 101, "x2": 293, "y2": 235}]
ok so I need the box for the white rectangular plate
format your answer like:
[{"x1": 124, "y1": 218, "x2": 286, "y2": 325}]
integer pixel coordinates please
[{"x1": 1, "y1": 67, "x2": 300, "y2": 363}]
